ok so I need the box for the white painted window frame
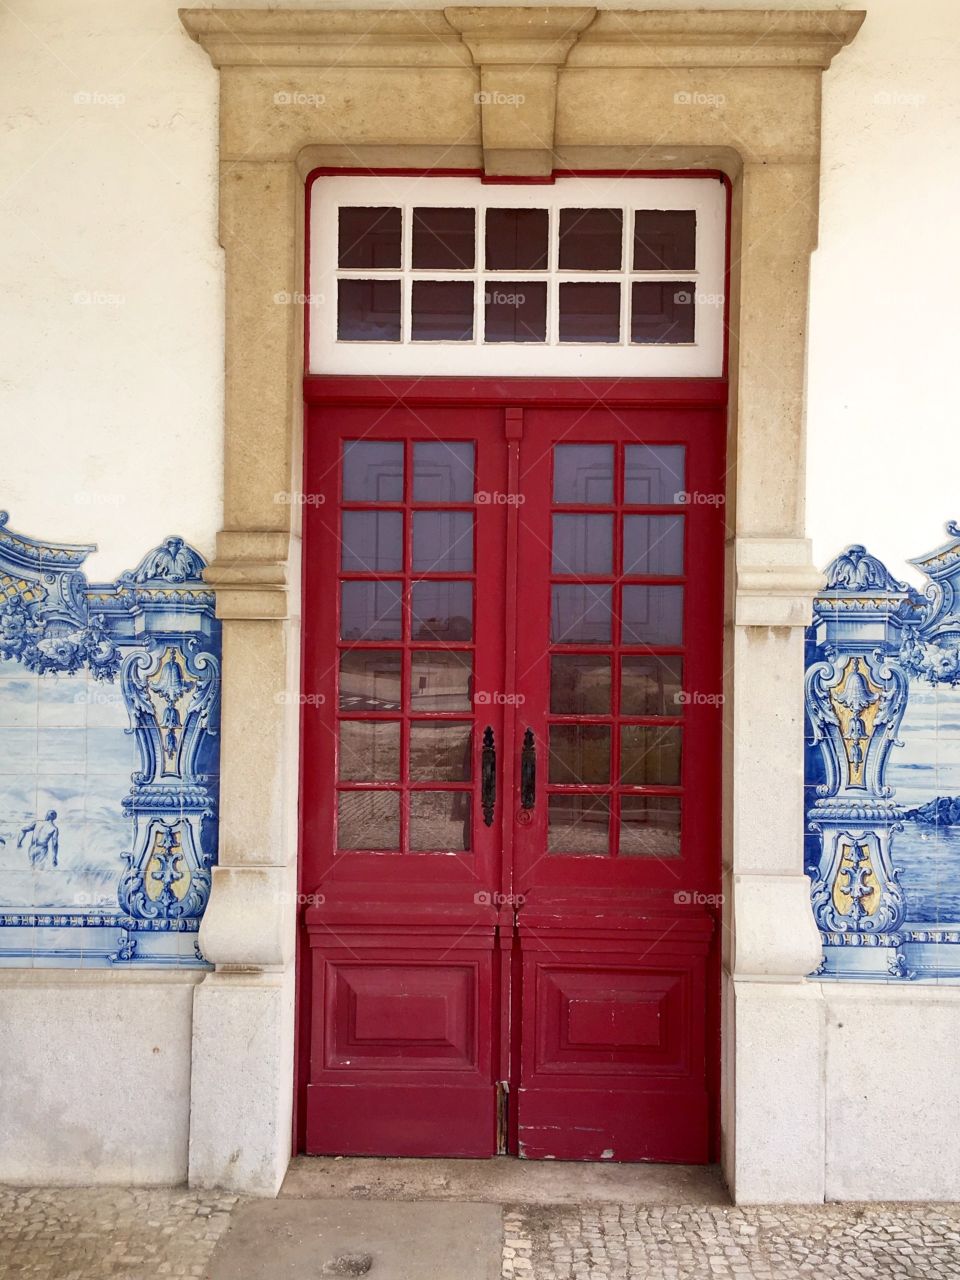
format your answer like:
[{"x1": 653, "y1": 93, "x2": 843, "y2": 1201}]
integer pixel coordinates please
[{"x1": 309, "y1": 174, "x2": 726, "y2": 378}]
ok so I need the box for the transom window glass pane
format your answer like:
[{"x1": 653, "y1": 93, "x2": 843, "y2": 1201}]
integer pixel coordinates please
[
  {"x1": 413, "y1": 442, "x2": 475, "y2": 502},
  {"x1": 624, "y1": 446, "x2": 685, "y2": 506},
  {"x1": 338, "y1": 206, "x2": 402, "y2": 269},
  {"x1": 343, "y1": 440, "x2": 404, "y2": 503},
  {"x1": 337, "y1": 279, "x2": 401, "y2": 342},
  {"x1": 412, "y1": 207, "x2": 475, "y2": 269},
  {"x1": 411, "y1": 281, "x2": 474, "y2": 342},
  {"x1": 553, "y1": 445, "x2": 614, "y2": 505},
  {"x1": 485, "y1": 208, "x2": 549, "y2": 270},
  {"x1": 559, "y1": 208, "x2": 623, "y2": 270},
  {"x1": 632, "y1": 282, "x2": 695, "y2": 344},
  {"x1": 484, "y1": 282, "x2": 547, "y2": 343},
  {"x1": 633, "y1": 210, "x2": 696, "y2": 271},
  {"x1": 341, "y1": 510, "x2": 403, "y2": 572},
  {"x1": 559, "y1": 282, "x2": 621, "y2": 344}
]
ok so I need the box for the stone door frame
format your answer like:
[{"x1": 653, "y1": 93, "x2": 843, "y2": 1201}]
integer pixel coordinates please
[{"x1": 180, "y1": 6, "x2": 865, "y2": 1201}]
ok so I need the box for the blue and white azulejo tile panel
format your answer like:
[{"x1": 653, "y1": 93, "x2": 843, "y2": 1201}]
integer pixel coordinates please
[
  {"x1": 0, "y1": 513, "x2": 220, "y2": 968},
  {"x1": 805, "y1": 523, "x2": 960, "y2": 981}
]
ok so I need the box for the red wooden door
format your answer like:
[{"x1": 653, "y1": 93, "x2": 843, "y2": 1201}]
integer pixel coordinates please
[{"x1": 299, "y1": 381, "x2": 725, "y2": 1163}]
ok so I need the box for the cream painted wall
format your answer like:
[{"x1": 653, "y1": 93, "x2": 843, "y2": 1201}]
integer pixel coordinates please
[{"x1": 2, "y1": 0, "x2": 956, "y2": 581}]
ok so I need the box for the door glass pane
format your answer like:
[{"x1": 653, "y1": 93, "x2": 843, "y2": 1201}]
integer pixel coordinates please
[
  {"x1": 631, "y1": 282, "x2": 695, "y2": 344},
  {"x1": 549, "y1": 725, "x2": 611, "y2": 784},
  {"x1": 559, "y1": 208, "x2": 623, "y2": 270},
  {"x1": 413, "y1": 441, "x2": 474, "y2": 502},
  {"x1": 548, "y1": 794, "x2": 610, "y2": 855},
  {"x1": 411, "y1": 581, "x2": 473, "y2": 640},
  {"x1": 620, "y1": 655, "x2": 683, "y2": 716},
  {"x1": 413, "y1": 511, "x2": 474, "y2": 572},
  {"x1": 621, "y1": 585, "x2": 684, "y2": 646},
  {"x1": 552, "y1": 585, "x2": 611, "y2": 644},
  {"x1": 338, "y1": 721, "x2": 401, "y2": 781},
  {"x1": 624, "y1": 445, "x2": 685, "y2": 505},
  {"x1": 485, "y1": 208, "x2": 548, "y2": 270},
  {"x1": 337, "y1": 280, "x2": 402, "y2": 342},
  {"x1": 337, "y1": 791, "x2": 400, "y2": 850},
  {"x1": 620, "y1": 796, "x2": 681, "y2": 858},
  {"x1": 558, "y1": 282, "x2": 621, "y2": 344},
  {"x1": 484, "y1": 282, "x2": 548, "y2": 343},
  {"x1": 409, "y1": 791, "x2": 471, "y2": 851},
  {"x1": 338, "y1": 206, "x2": 402, "y2": 269},
  {"x1": 552, "y1": 514, "x2": 613, "y2": 575},
  {"x1": 410, "y1": 651, "x2": 472, "y2": 711},
  {"x1": 343, "y1": 441, "x2": 404, "y2": 502},
  {"x1": 411, "y1": 281, "x2": 474, "y2": 342},
  {"x1": 412, "y1": 207, "x2": 475, "y2": 269},
  {"x1": 623, "y1": 514, "x2": 685, "y2": 576},
  {"x1": 553, "y1": 445, "x2": 614, "y2": 504},
  {"x1": 341, "y1": 510, "x2": 404, "y2": 572},
  {"x1": 633, "y1": 210, "x2": 696, "y2": 271},
  {"x1": 550, "y1": 654, "x2": 611, "y2": 715},
  {"x1": 621, "y1": 725, "x2": 682, "y2": 786},
  {"x1": 339, "y1": 650, "x2": 402, "y2": 711},
  {"x1": 340, "y1": 580, "x2": 403, "y2": 640},
  {"x1": 409, "y1": 723, "x2": 472, "y2": 781}
]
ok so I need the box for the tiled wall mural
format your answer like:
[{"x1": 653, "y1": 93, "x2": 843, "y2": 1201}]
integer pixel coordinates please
[
  {"x1": 0, "y1": 514, "x2": 220, "y2": 967},
  {"x1": 806, "y1": 522, "x2": 960, "y2": 980}
]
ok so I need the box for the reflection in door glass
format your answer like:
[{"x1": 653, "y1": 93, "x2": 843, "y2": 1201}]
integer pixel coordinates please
[
  {"x1": 623, "y1": 514, "x2": 684, "y2": 576},
  {"x1": 340, "y1": 580, "x2": 403, "y2": 640},
  {"x1": 341, "y1": 510, "x2": 404, "y2": 572},
  {"x1": 549, "y1": 725, "x2": 611, "y2": 785},
  {"x1": 411, "y1": 580, "x2": 473, "y2": 640},
  {"x1": 409, "y1": 723, "x2": 472, "y2": 781},
  {"x1": 412, "y1": 441, "x2": 475, "y2": 502},
  {"x1": 342, "y1": 440, "x2": 404, "y2": 502},
  {"x1": 550, "y1": 654, "x2": 611, "y2": 715},
  {"x1": 552, "y1": 514, "x2": 613, "y2": 575},
  {"x1": 553, "y1": 445, "x2": 614, "y2": 504},
  {"x1": 624, "y1": 445, "x2": 685, "y2": 505},
  {"x1": 621, "y1": 725, "x2": 682, "y2": 787},
  {"x1": 619, "y1": 795, "x2": 681, "y2": 857},
  {"x1": 338, "y1": 720, "x2": 401, "y2": 781},
  {"x1": 620, "y1": 655, "x2": 683, "y2": 716},
  {"x1": 621, "y1": 584, "x2": 684, "y2": 646},
  {"x1": 410, "y1": 651, "x2": 472, "y2": 711},
  {"x1": 409, "y1": 791, "x2": 472, "y2": 851},
  {"x1": 547, "y1": 794, "x2": 610, "y2": 855},
  {"x1": 339, "y1": 650, "x2": 402, "y2": 711},
  {"x1": 551, "y1": 584, "x2": 611, "y2": 643},
  {"x1": 413, "y1": 511, "x2": 474, "y2": 572},
  {"x1": 337, "y1": 791, "x2": 400, "y2": 850}
]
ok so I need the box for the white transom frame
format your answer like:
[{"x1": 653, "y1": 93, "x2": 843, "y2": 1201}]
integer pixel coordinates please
[{"x1": 308, "y1": 174, "x2": 727, "y2": 378}]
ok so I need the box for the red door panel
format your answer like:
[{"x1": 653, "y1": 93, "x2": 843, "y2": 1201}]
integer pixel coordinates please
[{"x1": 299, "y1": 380, "x2": 725, "y2": 1163}]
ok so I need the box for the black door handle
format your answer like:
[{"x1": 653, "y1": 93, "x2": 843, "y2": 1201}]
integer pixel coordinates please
[
  {"x1": 481, "y1": 725, "x2": 496, "y2": 827},
  {"x1": 520, "y1": 728, "x2": 536, "y2": 810}
]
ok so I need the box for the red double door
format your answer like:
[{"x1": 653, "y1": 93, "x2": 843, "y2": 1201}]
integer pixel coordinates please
[{"x1": 299, "y1": 379, "x2": 725, "y2": 1163}]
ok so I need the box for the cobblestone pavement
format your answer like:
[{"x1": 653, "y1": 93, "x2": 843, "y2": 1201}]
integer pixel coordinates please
[
  {"x1": 0, "y1": 1186, "x2": 239, "y2": 1280},
  {"x1": 502, "y1": 1203, "x2": 960, "y2": 1279},
  {"x1": 6, "y1": 1187, "x2": 960, "y2": 1279}
]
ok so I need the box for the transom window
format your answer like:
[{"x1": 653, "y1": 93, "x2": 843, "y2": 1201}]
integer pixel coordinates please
[{"x1": 309, "y1": 175, "x2": 726, "y2": 377}]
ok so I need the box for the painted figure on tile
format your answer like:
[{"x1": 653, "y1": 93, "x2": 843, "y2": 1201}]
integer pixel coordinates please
[{"x1": 17, "y1": 811, "x2": 59, "y2": 868}]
